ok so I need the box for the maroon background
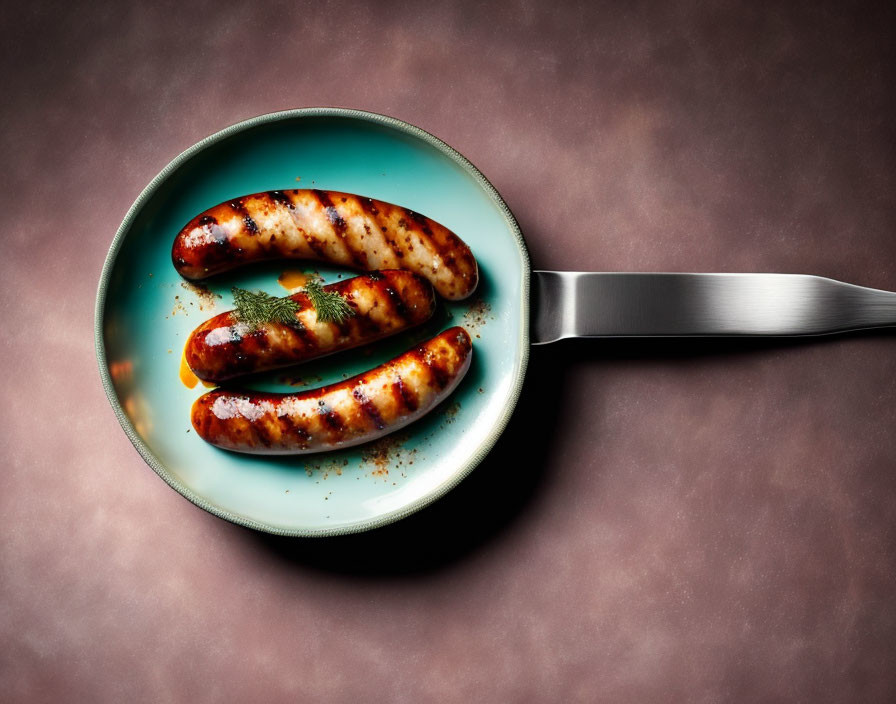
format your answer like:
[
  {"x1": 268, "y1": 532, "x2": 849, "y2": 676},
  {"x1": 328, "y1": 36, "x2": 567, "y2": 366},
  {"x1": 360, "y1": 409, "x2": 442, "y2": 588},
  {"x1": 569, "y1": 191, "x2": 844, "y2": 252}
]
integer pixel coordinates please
[{"x1": 2, "y1": 1, "x2": 895, "y2": 701}]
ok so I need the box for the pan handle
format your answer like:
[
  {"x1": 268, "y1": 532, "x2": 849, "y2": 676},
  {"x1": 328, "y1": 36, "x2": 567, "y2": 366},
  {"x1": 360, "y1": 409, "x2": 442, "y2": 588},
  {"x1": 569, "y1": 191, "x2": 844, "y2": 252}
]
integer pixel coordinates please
[{"x1": 531, "y1": 271, "x2": 896, "y2": 344}]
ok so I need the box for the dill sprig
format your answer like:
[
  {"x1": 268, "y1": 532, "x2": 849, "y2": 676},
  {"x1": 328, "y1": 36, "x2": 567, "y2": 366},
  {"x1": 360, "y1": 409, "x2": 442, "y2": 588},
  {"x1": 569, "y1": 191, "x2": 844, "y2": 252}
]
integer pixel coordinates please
[
  {"x1": 231, "y1": 287, "x2": 302, "y2": 329},
  {"x1": 230, "y1": 277, "x2": 354, "y2": 329},
  {"x1": 303, "y1": 278, "x2": 355, "y2": 324}
]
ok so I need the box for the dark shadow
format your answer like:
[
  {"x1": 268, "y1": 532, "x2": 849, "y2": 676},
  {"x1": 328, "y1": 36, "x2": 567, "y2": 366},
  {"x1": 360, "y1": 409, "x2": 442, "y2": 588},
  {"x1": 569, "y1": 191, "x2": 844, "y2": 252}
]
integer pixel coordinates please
[
  {"x1": 248, "y1": 341, "x2": 569, "y2": 578},
  {"x1": 556, "y1": 326, "x2": 896, "y2": 365},
  {"x1": 246, "y1": 323, "x2": 896, "y2": 578}
]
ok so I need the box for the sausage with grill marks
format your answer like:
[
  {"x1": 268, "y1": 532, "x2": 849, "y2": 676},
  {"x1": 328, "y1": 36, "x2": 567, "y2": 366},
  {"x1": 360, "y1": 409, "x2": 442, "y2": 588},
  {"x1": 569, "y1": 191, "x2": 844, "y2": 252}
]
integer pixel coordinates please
[
  {"x1": 185, "y1": 271, "x2": 435, "y2": 384},
  {"x1": 191, "y1": 327, "x2": 472, "y2": 454},
  {"x1": 172, "y1": 189, "x2": 478, "y2": 300}
]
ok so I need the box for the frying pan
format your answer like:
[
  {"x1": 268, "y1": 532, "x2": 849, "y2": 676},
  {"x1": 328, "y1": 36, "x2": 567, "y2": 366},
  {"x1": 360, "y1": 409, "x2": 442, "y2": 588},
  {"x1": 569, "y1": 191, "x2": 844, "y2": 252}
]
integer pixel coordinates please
[{"x1": 96, "y1": 108, "x2": 896, "y2": 536}]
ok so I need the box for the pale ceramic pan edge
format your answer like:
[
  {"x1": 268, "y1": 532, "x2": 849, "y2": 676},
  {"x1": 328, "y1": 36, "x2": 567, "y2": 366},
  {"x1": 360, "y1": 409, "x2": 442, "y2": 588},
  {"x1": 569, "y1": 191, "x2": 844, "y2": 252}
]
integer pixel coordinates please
[{"x1": 94, "y1": 107, "x2": 531, "y2": 537}]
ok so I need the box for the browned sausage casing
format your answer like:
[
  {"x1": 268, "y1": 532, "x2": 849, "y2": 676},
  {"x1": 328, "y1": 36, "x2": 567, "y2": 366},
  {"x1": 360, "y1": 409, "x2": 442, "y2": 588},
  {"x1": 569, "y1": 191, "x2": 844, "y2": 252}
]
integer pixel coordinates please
[
  {"x1": 185, "y1": 271, "x2": 435, "y2": 384},
  {"x1": 172, "y1": 189, "x2": 478, "y2": 300},
  {"x1": 191, "y1": 327, "x2": 472, "y2": 454}
]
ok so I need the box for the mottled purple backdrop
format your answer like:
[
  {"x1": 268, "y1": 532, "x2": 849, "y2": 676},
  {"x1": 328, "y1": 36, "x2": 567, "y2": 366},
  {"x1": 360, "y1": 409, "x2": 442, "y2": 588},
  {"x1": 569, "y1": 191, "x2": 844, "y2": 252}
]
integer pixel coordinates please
[{"x1": 2, "y1": 1, "x2": 895, "y2": 701}]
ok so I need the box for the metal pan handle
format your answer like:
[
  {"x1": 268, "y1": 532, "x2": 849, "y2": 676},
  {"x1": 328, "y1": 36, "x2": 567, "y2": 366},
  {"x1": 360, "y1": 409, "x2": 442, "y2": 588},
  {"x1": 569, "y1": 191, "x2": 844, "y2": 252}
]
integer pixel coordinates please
[{"x1": 532, "y1": 271, "x2": 896, "y2": 345}]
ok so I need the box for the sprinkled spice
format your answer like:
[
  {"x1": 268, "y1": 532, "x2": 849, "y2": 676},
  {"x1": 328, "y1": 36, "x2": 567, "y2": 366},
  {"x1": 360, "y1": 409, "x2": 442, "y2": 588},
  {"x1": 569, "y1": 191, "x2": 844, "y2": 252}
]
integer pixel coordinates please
[
  {"x1": 360, "y1": 433, "x2": 417, "y2": 478},
  {"x1": 180, "y1": 281, "x2": 221, "y2": 312},
  {"x1": 461, "y1": 298, "x2": 493, "y2": 336}
]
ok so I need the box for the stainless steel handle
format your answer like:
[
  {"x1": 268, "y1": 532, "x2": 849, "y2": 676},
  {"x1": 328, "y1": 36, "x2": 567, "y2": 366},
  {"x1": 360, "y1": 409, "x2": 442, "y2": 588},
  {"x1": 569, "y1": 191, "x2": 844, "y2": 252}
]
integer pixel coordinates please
[{"x1": 532, "y1": 271, "x2": 896, "y2": 345}]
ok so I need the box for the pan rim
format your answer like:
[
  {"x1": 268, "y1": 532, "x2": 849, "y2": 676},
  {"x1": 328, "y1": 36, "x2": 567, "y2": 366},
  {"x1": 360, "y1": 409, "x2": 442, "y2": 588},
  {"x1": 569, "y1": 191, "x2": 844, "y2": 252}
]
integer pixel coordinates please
[{"x1": 95, "y1": 107, "x2": 531, "y2": 536}]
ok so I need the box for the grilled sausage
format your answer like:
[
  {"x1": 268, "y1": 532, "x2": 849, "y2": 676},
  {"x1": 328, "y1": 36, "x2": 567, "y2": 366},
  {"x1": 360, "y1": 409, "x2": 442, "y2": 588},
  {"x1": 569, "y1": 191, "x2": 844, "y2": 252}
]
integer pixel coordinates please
[
  {"x1": 185, "y1": 271, "x2": 436, "y2": 384},
  {"x1": 172, "y1": 189, "x2": 478, "y2": 300},
  {"x1": 191, "y1": 326, "x2": 472, "y2": 454}
]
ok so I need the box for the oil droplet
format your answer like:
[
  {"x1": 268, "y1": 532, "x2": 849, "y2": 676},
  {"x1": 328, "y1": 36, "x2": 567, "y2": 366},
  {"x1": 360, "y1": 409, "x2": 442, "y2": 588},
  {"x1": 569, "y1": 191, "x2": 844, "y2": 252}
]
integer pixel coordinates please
[
  {"x1": 179, "y1": 350, "x2": 198, "y2": 389},
  {"x1": 277, "y1": 270, "x2": 310, "y2": 292},
  {"x1": 180, "y1": 346, "x2": 217, "y2": 389}
]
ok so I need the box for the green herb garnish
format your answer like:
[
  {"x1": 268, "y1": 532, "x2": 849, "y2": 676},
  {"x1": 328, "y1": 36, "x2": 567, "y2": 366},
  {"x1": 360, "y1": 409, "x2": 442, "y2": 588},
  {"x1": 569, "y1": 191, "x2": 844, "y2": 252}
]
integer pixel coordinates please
[
  {"x1": 231, "y1": 287, "x2": 302, "y2": 329},
  {"x1": 303, "y1": 278, "x2": 354, "y2": 324}
]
